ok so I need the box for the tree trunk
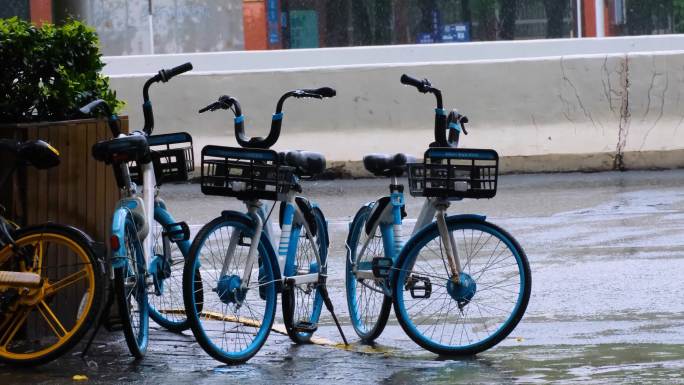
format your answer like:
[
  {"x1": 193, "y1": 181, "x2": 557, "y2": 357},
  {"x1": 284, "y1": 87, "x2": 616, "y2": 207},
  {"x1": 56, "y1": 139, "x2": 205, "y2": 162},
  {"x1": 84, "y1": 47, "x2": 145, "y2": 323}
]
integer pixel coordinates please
[
  {"x1": 499, "y1": 0, "x2": 518, "y2": 40},
  {"x1": 543, "y1": 0, "x2": 568, "y2": 38}
]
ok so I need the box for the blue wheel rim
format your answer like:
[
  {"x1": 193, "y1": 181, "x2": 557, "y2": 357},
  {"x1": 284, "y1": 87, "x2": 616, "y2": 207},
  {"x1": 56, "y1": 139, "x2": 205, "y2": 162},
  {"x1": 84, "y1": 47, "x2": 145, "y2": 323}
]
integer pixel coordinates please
[
  {"x1": 395, "y1": 221, "x2": 528, "y2": 353},
  {"x1": 188, "y1": 218, "x2": 276, "y2": 362}
]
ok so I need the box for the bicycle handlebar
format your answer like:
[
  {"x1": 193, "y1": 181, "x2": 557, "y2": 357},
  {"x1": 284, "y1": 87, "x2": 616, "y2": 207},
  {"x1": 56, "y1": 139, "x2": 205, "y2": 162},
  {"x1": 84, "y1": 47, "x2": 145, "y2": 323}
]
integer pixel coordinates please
[
  {"x1": 79, "y1": 99, "x2": 121, "y2": 137},
  {"x1": 80, "y1": 62, "x2": 193, "y2": 138},
  {"x1": 199, "y1": 87, "x2": 335, "y2": 149},
  {"x1": 158, "y1": 62, "x2": 193, "y2": 83},
  {"x1": 401, "y1": 73, "x2": 473, "y2": 148},
  {"x1": 400, "y1": 74, "x2": 430, "y2": 92},
  {"x1": 301, "y1": 87, "x2": 336, "y2": 99},
  {"x1": 142, "y1": 62, "x2": 193, "y2": 135}
]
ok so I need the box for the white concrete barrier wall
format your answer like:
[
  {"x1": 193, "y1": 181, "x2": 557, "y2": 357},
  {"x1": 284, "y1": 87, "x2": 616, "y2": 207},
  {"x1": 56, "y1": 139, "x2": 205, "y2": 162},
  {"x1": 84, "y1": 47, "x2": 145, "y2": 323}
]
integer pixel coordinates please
[{"x1": 106, "y1": 37, "x2": 684, "y2": 174}]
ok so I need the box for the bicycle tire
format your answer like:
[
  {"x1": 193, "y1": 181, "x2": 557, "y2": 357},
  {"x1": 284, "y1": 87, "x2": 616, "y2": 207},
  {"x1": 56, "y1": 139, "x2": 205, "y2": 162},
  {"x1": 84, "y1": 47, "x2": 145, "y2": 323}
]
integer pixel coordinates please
[
  {"x1": 114, "y1": 214, "x2": 149, "y2": 358},
  {"x1": 282, "y1": 205, "x2": 327, "y2": 344},
  {"x1": 148, "y1": 218, "x2": 189, "y2": 332},
  {"x1": 345, "y1": 205, "x2": 392, "y2": 342},
  {"x1": 0, "y1": 224, "x2": 103, "y2": 366},
  {"x1": 392, "y1": 217, "x2": 531, "y2": 356},
  {"x1": 183, "y1": 212, "x2": 277, "y2": 364}
]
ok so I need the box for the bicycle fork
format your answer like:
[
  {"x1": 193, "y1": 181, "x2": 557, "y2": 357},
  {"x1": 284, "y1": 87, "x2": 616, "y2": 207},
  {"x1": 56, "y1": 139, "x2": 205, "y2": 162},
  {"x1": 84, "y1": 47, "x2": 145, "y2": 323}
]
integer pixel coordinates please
[{"x1": 434, "y1": 205, "x2": 461, "y2": 284}]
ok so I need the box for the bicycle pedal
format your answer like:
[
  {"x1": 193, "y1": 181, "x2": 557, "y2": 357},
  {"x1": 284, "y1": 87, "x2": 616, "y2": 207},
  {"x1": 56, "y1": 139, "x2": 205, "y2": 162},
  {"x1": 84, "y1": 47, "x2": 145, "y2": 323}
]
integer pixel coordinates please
[
  {"x1": 371, "y1": 257, "x2": 393, "y2": 278},
  {"x1": 405, "y1": 274, "x2": 432, "y2": 299},
  {"x1": 163, "y1": 221, "x2": 190, "y2": 242},
  {"x1": 293, "y1": 321, "x2": 318, "y2": 333}
]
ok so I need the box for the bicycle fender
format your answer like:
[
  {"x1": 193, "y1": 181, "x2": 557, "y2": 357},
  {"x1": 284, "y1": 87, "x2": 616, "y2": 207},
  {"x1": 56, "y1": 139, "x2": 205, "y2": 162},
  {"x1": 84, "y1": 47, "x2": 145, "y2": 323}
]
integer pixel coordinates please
[
  {"x1": 14, "y1": 223, "x2": 105, "y2": 275},
  {"x1": 17, "y1": 222, "x2": 96, "y2": 246},
  {"x1": 110, "y1": 207, "x2": 130, "y2": 268},
  {"x1": 312, "y1": 205, "x2": 329, "y2": 248},
  {"x1": 393, "y1": 214, "x2": 486, "y2": 279}
]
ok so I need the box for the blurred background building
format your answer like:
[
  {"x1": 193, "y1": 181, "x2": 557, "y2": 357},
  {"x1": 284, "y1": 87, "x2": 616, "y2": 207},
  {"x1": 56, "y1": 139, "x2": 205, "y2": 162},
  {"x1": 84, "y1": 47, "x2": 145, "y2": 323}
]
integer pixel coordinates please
[{"x1": 1, "y1": 0, "x2": 681, "y2": 55}]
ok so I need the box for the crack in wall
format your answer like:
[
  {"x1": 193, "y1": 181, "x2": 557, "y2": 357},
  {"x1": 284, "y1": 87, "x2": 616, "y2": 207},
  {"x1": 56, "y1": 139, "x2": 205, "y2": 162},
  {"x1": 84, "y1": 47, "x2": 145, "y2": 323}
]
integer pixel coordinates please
[
  {"x1": 560, "y1": 56, "x2": 598, "y2": 129},
  {"x1": 640, "y1": 71, "x2": 669, "y2": 150},
  {"x1": 601, "y1": 56, "x2": 621, "y2": 115},
  {"x1": 614, "y1": 55, "x2": 630, "y2": 171}
]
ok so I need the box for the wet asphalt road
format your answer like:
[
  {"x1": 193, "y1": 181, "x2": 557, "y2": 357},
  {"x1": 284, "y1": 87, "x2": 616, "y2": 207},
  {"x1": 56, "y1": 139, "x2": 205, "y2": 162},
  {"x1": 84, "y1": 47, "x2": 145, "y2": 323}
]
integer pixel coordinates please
[{"x1": 3, "y1": 170, "x2": 684, "y2": 384}]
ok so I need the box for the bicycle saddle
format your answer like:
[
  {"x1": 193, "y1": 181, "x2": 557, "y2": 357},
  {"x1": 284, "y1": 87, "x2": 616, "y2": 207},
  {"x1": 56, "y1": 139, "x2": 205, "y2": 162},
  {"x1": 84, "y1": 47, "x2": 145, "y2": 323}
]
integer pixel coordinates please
[
  {"x1": 92, "y1": 134, "x2": 151, "y2": 164},
  {"x1": 0, "y1": 139, "x2": 61, "y2": 170},
  {"x1": 363, "y1": 153, "x2": 416, "y2": 177},
  {"x1": 280, "y1": 150, "x2": 326, "y2": 177}
]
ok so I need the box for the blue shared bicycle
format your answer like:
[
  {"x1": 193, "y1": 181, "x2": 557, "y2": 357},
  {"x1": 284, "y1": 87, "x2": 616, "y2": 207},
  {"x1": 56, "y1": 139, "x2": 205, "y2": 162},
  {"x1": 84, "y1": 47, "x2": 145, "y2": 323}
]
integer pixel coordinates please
[
  {"x1": 345, "y1": 74, "x2": 531, "y2": 355},
  {"x1": 184, "y1": 87, "x2": 347, "y2": 364},
  {"x1": 81, "y1": 63, "x2": 197, "y2": 358}
]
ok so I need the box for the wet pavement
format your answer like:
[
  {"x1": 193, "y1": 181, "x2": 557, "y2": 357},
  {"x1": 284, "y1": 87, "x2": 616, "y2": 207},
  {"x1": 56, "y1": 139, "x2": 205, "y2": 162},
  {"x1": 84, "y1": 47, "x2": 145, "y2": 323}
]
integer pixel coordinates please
[{"x1": 3, "y1": 170, "x2": 684, "y2": 384}]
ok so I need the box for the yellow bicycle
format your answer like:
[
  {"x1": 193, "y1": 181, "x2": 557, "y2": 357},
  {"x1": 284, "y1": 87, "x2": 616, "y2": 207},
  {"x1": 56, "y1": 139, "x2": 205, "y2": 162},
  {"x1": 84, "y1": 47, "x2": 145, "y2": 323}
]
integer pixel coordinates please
[{"x1": 0, "y1": 139, "x2": 104, "y2": 366}]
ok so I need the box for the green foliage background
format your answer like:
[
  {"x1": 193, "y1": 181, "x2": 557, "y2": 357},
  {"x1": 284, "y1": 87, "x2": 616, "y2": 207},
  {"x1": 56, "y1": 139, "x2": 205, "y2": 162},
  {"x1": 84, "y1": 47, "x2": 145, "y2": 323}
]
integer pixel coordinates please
[{"x1": 0, "y1": 17, "x2": 123, "y2": 123}]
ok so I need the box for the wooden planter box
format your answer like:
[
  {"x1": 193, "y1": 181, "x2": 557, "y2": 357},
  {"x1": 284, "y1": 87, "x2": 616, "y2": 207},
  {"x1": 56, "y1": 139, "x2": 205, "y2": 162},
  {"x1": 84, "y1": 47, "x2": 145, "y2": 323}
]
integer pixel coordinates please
[{"x1": 0, "y1": 118, "x2": 129, "y2": 244}]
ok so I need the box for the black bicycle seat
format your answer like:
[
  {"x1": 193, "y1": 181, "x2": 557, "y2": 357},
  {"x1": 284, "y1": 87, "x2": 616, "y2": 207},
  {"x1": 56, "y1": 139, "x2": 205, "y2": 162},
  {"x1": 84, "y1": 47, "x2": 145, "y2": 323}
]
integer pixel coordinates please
[
  {"x1": 92, "y1": 134, "x2": 151, "y2": 165},
  {"x1": 280, "y1": 150, "x2": 326, "y2": 177},
  {"x1": 0, "y1": 139, "x2": 61, "y2": 170},
  {"x1": 363, "y1": 153, "x2": 416, "y2": 177}
]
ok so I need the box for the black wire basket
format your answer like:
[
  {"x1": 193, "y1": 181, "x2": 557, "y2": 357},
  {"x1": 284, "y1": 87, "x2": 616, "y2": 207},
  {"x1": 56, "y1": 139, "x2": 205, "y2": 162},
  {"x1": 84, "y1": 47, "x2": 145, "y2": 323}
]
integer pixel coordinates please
[
  {"x1": 201, "y1": 145, "x2": 295, "y2": 201},
  {"x1": 408, "y1": 148, "x2": 499, "y2": 199},
  {"x1": 130, "y1": 132, "x2": 194, "y2": 185}
]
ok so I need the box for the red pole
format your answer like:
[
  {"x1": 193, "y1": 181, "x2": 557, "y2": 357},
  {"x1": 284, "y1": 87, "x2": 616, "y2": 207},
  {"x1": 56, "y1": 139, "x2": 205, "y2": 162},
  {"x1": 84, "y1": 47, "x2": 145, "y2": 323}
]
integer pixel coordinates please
[
  {"x1": 29, "y1": 0, "x2": 52, "y2": 26},
  {"x1": 582, "y1": 0, "x2": 597, "y2": 37}
]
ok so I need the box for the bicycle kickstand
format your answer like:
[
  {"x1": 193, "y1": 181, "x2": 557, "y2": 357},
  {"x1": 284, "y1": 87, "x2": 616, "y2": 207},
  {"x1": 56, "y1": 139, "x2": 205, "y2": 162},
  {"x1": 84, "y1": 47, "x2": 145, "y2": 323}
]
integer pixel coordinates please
[{"x1": 318, "y1": 275, "x2": 349, "y2": 346}]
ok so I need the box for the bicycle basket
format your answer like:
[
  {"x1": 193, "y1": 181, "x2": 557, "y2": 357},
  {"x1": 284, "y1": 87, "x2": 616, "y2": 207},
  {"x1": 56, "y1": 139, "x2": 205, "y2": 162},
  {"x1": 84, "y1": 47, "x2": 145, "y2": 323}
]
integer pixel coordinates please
[
  {"x1": 407, "y1": 148, "x2": 498, "y2": 199},
  {"x1": 129, "y1": 132, "x2": 194, "y2": 185},
  {"x1": 201, "y1": 145, "x2": 295, "y2": 201}
]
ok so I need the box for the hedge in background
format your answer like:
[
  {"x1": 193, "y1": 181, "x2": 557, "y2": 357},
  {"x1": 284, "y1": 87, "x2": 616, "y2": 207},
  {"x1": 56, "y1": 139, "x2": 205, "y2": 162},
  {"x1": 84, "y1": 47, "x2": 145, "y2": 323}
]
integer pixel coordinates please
[{"x1": 0, "y1": 17, "x2": 123, "y2": 123}]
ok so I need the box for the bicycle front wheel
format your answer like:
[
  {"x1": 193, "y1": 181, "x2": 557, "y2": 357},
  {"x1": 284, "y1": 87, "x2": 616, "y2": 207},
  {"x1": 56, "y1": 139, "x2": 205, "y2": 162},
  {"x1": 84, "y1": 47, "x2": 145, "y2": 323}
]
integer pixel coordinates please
[
  {"x1": 114, "y1": 215, "x2": 149, "y2": 359},
  {"x1": 183, "y1": 214, "x2": 277, "y2": 364},
  {"x1": 0, "y1": 224, "x2": 103, "y2": 366},
  {"x1": 392, "y1": 218, "x2": 531, "y2": 356}
]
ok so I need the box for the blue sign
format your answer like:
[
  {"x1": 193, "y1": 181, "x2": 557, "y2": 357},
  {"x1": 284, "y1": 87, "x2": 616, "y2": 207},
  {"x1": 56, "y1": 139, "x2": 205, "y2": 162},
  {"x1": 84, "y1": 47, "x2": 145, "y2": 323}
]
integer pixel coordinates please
[
  {"x1": 441, "y1": 23, "x2": 470, "y2": 43},
  {"x1": 267, "y1": 0, "x2": 278, "y2": 22},
  {"x1": 417, "y1": 33, "x2": 434, "y2": 44},
  {"x1": 267, "y1": 0, "x2": 279, "y2": 44}
]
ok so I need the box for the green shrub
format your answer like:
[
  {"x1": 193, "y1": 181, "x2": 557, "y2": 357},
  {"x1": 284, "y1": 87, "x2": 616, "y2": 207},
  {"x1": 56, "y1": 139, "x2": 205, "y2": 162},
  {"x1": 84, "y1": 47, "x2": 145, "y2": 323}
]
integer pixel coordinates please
[{"x1": 0, "y1": 17, "x2": 122, "y2": 123}]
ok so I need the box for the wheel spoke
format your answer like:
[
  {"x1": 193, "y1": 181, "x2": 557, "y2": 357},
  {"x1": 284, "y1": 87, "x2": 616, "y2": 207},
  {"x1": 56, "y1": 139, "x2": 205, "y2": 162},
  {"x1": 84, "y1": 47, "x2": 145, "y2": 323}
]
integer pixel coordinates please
[
  {"x1": 45, "y1": 268, "x2": 89, "y2": 297},
  {"x1": 395, "y1": 221, "x2": 528, "y2": 354},
  {"x1": 37, "y1": 300, "x2": 68, "y2": 338},
  {"x1": 0, "y1": 307, "x2": 30, "y2": 349}
]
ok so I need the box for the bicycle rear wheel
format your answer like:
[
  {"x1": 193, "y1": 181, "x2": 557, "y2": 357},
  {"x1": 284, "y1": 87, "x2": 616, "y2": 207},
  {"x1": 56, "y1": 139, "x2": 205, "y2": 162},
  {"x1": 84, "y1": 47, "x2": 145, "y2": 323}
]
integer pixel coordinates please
[
  {"x1": 0, "y1": 224, "x2": 103, "y2": 366},
  {"x1": 114, "y1": 215, "x2": 149, "y2": 359},
  {"x1": 183, "y1": 214, "x2": 277, "y2": 364},
  {"x1": 148, "y1": 219, "x2": 188, "y2": 332},
  {"x1": 392, "y1": 218, "x2": 531, "y2": 356},
  {"x1": 345, "y1": 205, "x2": 392, "y2": 342},
  {"x1": 282, "y1": 206, "x2": 327, "y2": 344}
]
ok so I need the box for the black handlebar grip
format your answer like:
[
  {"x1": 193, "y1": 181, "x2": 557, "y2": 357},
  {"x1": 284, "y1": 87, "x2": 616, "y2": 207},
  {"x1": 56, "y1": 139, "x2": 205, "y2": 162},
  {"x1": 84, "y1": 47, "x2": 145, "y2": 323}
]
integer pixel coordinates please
[
  {"x1": 198, "y1": 103, "x2": 214, "y2": 114},
  {"x1": 159, "y1": 62, "x2": 193, "y2": 82},
  {"x1": 79, "y1": 99, "x2": 109, "y2": 115},
  {"x1": 400, "y1": 74, "x2": 423, "y2": 88},
  {"x1": 306, "y1": 87, "x2": 336, "y2": 98}
]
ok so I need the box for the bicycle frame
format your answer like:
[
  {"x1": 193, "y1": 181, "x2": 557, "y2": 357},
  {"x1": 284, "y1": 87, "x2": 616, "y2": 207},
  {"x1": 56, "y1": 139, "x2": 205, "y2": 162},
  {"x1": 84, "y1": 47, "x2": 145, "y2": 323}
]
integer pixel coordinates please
[
  {"x1": 110, "y1": 160, "x2": 190, "y2": 274},
  {"x1": 351, "y1": 176, "x2": 465, "y2": 284},
  {"x1": 218, "y1": 191, "x2": 324, "y2": 291}
]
